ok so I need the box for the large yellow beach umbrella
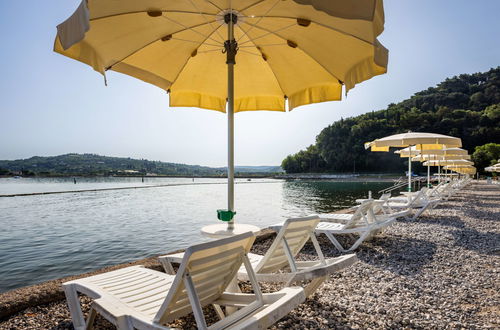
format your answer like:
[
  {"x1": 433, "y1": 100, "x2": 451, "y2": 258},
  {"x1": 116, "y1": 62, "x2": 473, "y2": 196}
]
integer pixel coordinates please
[
  {"x1": 365, "y1": 132, "x2": 462, "y2": 191},
  {"x1": 55, "y1": 0, "x2": 388, "y2": 232}
]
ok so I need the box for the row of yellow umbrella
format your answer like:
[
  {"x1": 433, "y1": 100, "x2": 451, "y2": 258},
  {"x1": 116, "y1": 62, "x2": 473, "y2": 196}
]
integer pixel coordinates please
[{"x1": 365, "y1": 132, "x2": 475, "y2": 191}]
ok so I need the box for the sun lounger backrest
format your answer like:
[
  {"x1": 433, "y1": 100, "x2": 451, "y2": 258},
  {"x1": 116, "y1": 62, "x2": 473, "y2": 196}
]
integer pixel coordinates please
[
  {"x1": 373, "y1": 194, "x2": 391, "y2": 214},
  {"x1": 405, "y1": 189, "x2": 424, "y2": 208},
  {"x1": 345, "y1": 200, "x2": 374, "y2": 228},
  {"x1": 154, "y1": 232, "x2": 256, "y2": 325},
  {"x1": 255, "y1": 216, "x2": 320, "y2": 274}
]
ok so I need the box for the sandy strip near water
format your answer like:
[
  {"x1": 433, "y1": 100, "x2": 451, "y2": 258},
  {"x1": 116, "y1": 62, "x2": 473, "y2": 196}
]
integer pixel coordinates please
[{"x1": 0, "y1": 182, "x2": 498, "y2": 329}]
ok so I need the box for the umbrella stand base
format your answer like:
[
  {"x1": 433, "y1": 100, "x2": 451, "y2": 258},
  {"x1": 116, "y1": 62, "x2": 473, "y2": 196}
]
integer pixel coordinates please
[{"x1": 201, "y1": 223, "x2": 261, "y2": 239}]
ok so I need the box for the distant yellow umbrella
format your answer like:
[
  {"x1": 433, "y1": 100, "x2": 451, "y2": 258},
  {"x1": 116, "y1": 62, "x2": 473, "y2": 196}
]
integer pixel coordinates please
[
  {"x1": 411, "y1": 153, "x2": 471, "y2": 185},
  {"x1": 55, "y1": 0, "x2": 389, "y2": 232},
  {"x1": 365, "y1": 132, "x2": 462, "y2": 191},
  {"x1": 412, "y1": 154, "x2": 471, "y2": 161},
  {"x1": 423, "y1": 159, "x2": 473, "y2": 166},
  {"x1": 398, "y1": 147, "x2": 468, "y2": 158},
  {"x1": 485, "y1": 165, "x2": 500, "y2": 173},
  {"x1": 444, "y1": 165, "x2": 476, "y2": 175}
]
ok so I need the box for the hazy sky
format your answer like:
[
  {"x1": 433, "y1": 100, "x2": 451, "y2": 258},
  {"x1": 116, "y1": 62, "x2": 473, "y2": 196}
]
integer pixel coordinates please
[{"x1": 0, "y1": 1, "x2": 499, "y2": 166}]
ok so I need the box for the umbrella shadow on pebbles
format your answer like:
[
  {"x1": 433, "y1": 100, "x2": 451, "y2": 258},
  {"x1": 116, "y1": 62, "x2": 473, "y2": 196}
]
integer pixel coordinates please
[
  {"x1": 410, "y1": 215, "x2": 466, "y2": 229},
  {"x1": 312, "y1": 234, "x2": 437, "y2": 276},
  {"x1": 463, "y1": 208, "x2": 500, "y2": 222},
  {"x1": 355, "y1": 236, "x2": 438, "y2": 276},
  {"x1": 451, "y1": 228, "x2": 500, "y2": 256}
]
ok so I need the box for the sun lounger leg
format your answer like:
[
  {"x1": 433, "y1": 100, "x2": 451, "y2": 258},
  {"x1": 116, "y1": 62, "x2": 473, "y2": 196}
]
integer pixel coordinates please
[
  {"x1": 348, "y1": 231, "x2": 371, "y2": 251},
  {"x1": 413, "y1": 203, "x2": 430, "y2": 219},
  {"x1": 323, "y1": 232, "x2": 347, "y2": 253},
  {"x1": 85, "y1": 307, "x2": 96, "y2": 330},
  {"x1": 63, "y1": 284, "x2": 86, "y2": 330},
  {"x1": 159, "y1": 258, "x2": 176, "y2": 275},
  {"x1": 303, "y1": 275, "x2": 328, "y2": 298},
  {"x1": 212, "y1": 304, "x2": 226, "y2": 320}
]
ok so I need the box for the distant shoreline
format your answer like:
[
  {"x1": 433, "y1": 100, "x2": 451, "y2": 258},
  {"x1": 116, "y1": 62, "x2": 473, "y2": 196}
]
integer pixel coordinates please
[{"x1": 0, "y1": 173, "x2": 402, "y2": 180}]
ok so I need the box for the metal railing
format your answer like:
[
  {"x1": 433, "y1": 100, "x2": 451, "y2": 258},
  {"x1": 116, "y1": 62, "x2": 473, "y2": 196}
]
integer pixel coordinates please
[{"x1": 378, "y1": 176, "x2": 427, "y2": 194}]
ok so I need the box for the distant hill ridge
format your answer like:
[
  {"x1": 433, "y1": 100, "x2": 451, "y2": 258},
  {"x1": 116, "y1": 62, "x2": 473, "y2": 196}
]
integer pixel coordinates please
[{"x1": 0, "y1": 153, "x2": 282, "y2": 176}]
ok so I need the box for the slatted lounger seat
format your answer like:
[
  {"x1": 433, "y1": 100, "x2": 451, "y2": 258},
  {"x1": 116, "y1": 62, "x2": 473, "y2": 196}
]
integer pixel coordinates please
[
  {"x1": 315, "y1": 201, "x2": 397, "y2": 252},
  {"x1": 63, "y1": 232, "x2": 305, "y2": 330},
  {"x1": 160, "y1": 216, "x2": 357, "y2": 298}
]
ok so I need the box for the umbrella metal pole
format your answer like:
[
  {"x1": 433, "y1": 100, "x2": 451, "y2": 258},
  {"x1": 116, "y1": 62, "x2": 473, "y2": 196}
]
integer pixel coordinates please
[
  {"x1": 225, "y1": 12, "x2": 237, "y2": 230},
  {"x1": 427, "y1": 164, "x2": 430, "y2": 187},
  {"x1": 408, "y1": 147, "x2": 412, "y2": 192}
]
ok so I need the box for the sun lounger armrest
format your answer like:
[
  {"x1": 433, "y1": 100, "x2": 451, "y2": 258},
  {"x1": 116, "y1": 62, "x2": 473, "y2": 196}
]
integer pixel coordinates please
[{"x1": 158, "y1": 253, "x2": 185, "y2": 275}]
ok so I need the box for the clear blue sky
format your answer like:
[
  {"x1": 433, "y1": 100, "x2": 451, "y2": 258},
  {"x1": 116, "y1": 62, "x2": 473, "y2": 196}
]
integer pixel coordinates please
[{"x1": 0, "y1": 1, "x2": 499, "y2": 166}]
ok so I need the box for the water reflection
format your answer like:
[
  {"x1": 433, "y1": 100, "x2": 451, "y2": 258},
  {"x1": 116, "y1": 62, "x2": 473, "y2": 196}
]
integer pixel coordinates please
[{"x1": 282, "y1": 180, "x2": 394, "y2": 214}]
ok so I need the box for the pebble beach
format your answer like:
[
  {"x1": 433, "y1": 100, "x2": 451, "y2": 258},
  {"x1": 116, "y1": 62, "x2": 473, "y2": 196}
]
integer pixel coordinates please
[{"x1": 0, "y1": 181, "x2": 498, "y2": 329}]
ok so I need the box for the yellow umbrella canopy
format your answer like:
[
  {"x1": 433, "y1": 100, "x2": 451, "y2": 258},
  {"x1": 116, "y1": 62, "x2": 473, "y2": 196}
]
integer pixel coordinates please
[
  {"x1": 412, "y1": 154, "x2": 471, "y2": 161},
  {"x1": 423, "y1": 159, "x2": 473, "y2": 166},
  {"x1": 55, "y1": 0, "x2": 388, "y2": 230},
  {"x1": 444, "y1": 166, "x2": 476, "y2": 175},
  {"x1": 396, "y1": 146, "x2": 468, "y2": 158},
  {"x1": 485, "y1": 165, "x2": 500, "y2": 172},
  {"x1": 55, "y1": 0, "x2": 388, "y2": 112},
  {"x1": 366, "y1": 132, "x2": 462, "y2": 149}
]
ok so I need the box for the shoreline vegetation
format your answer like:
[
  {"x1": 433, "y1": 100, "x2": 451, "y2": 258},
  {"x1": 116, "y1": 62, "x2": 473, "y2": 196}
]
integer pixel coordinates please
[
  {"x1": 0, "y1": 181, "x2": 498, "y2": 328},
  {"x1": 281, "y1": 67, "x2": 500, "y2": 175}
]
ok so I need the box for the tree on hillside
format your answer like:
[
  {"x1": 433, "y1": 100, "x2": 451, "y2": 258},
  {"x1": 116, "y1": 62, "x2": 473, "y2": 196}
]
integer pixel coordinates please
[{"x1": 472, "y1": 143, "x2": 500, "y2": 174}]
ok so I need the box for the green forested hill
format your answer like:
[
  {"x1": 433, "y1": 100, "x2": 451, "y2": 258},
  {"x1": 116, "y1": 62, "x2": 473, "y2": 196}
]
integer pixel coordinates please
[
  {"x1": 282, "y1": 67, "x2": 500, "y2": 173},
  {"x1": 0, "y1": 154, "x2": 223, "y2": 176},
  {"x1": 0, "y1": 154, "x2": 282, "y2": 176}
]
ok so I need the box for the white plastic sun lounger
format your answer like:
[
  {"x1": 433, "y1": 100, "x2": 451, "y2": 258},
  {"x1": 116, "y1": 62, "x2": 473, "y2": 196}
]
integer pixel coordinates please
[
  {"x1": 63, "y1": 232, "x2": 305, "y2": 330},
  {"x1": 355, "y1": 193, "x2": 410, "y2": 219},
  {"x1": 315, "y1": 201, "x2": 396, "y2": 252},
  {"x1": 161, "y1": 216, "x2": 357, "y2": 298},
  {"x1": 388, "y1": 188, "x2": 440, "y2": 219}
]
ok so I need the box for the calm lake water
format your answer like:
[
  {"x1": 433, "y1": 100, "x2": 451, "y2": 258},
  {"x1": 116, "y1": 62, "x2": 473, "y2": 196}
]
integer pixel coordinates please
[{"x1": 0, "y1": 177, "x2": 395, "y2": 293}]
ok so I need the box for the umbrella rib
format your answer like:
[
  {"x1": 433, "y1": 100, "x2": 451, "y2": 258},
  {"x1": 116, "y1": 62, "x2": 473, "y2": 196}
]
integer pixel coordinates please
[
  {"x1": 186, "y1": 0, "x2": 226, "y2": 43},
  {"x1": 89, "y1": 10, "x2": 217, "y2": 22},
  {"x1": 203, "y1": 0, "x2": 224, "y2": 12},
  {"x1": 103, "y1": 20, "x2": 219, "y2": 71},
  {"x1": 238, "y1": 23, "x2": 295, "y2": 47},
  {"x1": 238, "y1": 43, "x2": 285, "y2": 48},
  {"x1": 172, "y1": 37, "x2": 221, "y2": 48},
  {"x1": 161, "y1": 15, "x2": 222, "y2": 45},
  {"x1": 198, "y1": 48, "x2": 223, "y2": 54},
  {"x1": 235, "y1": 25, "x2": 287, "y2": 98},
  {"x1": 236, "y1": 0, "x2": 281, "y2": 43},
  {"x1": 237, "y1": 49, "x2": 261, "y2": 56},
  {"x1": 168, "y1": 24, "x2": 226, "y2": 90},
  {"x1": 237, "y1": 0, "x2": 267, "y2": 13},
  {"x1": 244, "y1": 15, "x2": 377, "y2": 47},
  {"x1": 240, "y1": 21, "x2": 343, "y2": 83}
]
